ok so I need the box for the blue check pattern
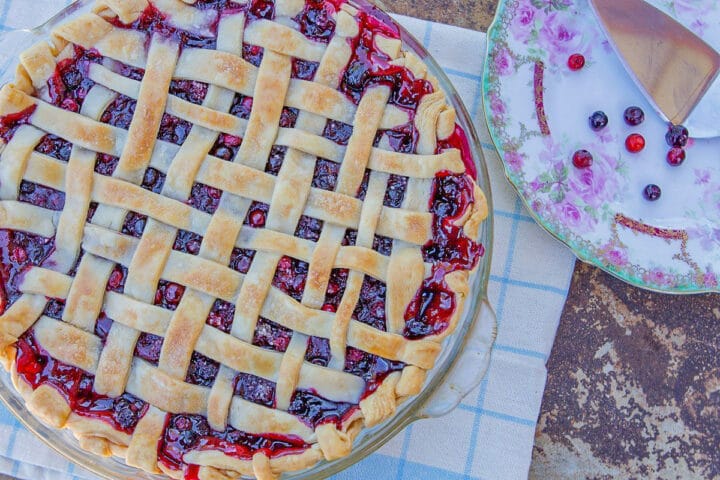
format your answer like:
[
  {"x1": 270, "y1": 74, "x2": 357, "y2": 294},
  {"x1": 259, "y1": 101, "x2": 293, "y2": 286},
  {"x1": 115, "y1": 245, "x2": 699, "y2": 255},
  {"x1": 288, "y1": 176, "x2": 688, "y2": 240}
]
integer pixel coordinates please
[{"x1": 0, "y1": 3, "x2": 576, "y2": 479}]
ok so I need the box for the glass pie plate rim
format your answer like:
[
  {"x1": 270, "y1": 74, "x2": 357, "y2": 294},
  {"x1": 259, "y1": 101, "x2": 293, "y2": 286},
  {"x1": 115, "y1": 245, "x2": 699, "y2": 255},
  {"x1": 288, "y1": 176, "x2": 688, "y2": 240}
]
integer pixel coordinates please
[{"x1": 0, "y1": 1, "x2": 497, "y2": 478}]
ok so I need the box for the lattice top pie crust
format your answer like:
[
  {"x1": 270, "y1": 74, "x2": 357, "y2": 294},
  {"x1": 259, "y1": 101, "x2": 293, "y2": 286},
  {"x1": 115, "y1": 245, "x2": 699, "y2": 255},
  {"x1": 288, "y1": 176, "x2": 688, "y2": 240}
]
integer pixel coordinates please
[{"x1": 0, "y1": 0, "x2": 488, "y2": 478}]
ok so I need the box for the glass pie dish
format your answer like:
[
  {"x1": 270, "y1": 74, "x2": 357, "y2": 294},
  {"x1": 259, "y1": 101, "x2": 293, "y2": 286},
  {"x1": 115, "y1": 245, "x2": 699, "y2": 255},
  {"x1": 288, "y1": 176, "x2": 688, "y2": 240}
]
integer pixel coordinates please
[{"x1": 0, "y1": 1, "x2": 496, "y2": 478}]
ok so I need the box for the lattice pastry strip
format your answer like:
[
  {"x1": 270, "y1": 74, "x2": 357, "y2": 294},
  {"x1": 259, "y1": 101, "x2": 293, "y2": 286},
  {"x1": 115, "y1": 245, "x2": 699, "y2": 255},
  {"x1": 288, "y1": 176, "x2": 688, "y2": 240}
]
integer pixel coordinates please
[
  {"x1": 4, "y1": 125, "x2": 443, "y2": 244},
  {"x1": 0, "y1": 1, "x2": 490, "y2": 479},
  {"x1": 16, "y1": 300, "x2": 364, "y2": 415},
  {"x1": 1, "y1": 146, "x2": 450, "y2": 368},
  {"x1": 92, "y1": 35, "x2": 181, "y2": 399},
  {"x1": 117, "y1": 13, "x2": 248, "y2": 397}
]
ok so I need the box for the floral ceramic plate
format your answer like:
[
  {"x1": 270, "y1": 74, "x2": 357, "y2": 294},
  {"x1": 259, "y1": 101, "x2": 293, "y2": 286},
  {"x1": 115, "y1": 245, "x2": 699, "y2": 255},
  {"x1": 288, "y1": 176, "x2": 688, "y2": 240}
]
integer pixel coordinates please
[{"x1": 483, "y1": 0, "x2": 720, "y2": 293}]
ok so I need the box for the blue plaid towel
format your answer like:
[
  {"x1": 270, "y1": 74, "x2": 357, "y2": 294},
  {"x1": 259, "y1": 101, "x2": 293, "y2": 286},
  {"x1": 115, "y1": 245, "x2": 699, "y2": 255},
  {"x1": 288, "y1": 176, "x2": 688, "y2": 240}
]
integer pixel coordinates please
[{"x1": 0, "y1": 3, "x2": 576, "y2": 479}]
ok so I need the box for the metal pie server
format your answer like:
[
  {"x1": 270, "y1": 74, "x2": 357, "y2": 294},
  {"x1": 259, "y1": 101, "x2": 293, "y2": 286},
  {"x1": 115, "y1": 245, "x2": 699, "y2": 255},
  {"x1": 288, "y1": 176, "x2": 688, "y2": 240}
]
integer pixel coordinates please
[{"x1": 589, "y1": 0, "x2": 720, "y2": 138}]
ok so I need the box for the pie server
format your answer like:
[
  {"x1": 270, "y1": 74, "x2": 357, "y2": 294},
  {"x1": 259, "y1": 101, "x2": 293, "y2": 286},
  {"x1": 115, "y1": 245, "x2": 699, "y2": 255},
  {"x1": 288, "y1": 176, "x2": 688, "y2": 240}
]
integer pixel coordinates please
[{"x1": 589, "y1": 0, "x2": 720, "y2": 138}]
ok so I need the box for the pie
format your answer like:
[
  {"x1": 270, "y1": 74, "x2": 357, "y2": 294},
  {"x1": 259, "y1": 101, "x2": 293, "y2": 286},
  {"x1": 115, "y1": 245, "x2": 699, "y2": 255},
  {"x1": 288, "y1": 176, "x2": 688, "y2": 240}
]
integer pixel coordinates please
[{"x1": 0, "y1": 0, "x2": 488, "y2": 478}]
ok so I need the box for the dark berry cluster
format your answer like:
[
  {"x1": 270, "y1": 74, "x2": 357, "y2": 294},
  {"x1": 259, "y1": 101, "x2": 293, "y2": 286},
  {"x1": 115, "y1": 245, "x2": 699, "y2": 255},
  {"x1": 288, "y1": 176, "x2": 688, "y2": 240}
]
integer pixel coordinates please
[
  {"x1": 574, "y1": 104, "x2": 693, "y2": 201},
  {"x1": 665, "y1": 124, "x2": 688, "y2": 166}
]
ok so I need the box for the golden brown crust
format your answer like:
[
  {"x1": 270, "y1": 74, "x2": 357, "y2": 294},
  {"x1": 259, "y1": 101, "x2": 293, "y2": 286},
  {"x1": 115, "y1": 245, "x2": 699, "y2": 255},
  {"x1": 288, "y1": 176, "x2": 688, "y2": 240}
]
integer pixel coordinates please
[
  {"x1": 0, "y1": 0, "x2": 489, "y2": 478},
  {"x1": 126, "y1": 406, "x2": 166, "y2": 473},
  {"x1": 93, "y1": 0, "x2": 148, "y2": 24},
  {"x1": 359, "y1": 372, "x2": 401, "y2": 427}
]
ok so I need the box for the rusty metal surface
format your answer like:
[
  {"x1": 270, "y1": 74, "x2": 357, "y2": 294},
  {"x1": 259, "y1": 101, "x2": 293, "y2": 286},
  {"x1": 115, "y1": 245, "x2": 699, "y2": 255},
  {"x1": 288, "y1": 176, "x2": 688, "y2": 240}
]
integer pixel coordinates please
[{"x1": 532, "y1": 262, "x2": 719, "y2": 479}]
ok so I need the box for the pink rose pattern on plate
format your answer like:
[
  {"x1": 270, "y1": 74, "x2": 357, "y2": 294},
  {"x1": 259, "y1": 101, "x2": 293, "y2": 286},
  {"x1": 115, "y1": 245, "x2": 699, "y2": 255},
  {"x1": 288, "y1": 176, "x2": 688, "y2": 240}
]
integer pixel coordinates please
[{"x1": 484, "y1": 0, "x2": 720, "y2": 292}]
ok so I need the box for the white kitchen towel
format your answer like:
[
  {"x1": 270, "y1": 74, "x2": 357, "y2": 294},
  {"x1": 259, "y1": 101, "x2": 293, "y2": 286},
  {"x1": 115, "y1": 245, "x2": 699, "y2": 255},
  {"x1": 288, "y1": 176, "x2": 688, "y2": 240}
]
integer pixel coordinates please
[{"x1": 0, "y1": 2, "x2": 577, "y2": 479}]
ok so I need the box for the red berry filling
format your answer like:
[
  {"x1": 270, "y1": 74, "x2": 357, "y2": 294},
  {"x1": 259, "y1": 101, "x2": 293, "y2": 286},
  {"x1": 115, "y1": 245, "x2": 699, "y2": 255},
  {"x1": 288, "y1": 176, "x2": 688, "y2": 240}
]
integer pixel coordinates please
[
  {"x1": 0, "y1": 230, "x2": 55, "y2": 311},
  {"x1": 158, "y1": 414, "x2": 308, "y2": 472},
  {"x1": 234, "y1": 373, "x2": 276, "y2": 407},
  {"x1": 47, "y1": 47, "x2": 102, "y2": 112},
  {"x1": 340, "y1": 5, "x2": 431, "y2": 109},
  {"x1": 110, "y1": 4, "x2": 219, "y2": 50},
  {"x1": 403, "y1": 269, "x2": 456, "y2": 339},
  {"x1": 158, "y1": 113, "x2": 192, "y2": 145},
  {"x1": 154, "y1": 280, "x2": 186, "y2": 310},
  {"x1": 383, "y1": 174, "x2": 408, "y2": 207},
  {"x1": 173, "y1": 230, "x2": 203, "y2": 255},
  {"x1": 311, "y1": 158, "x2": 340, "y2": 191},
  {"x1": 229, "y1": 94, "x2": 253, "y2": 120},
  {"x1": 116, "y1": 64, "x2": 145, "y2": 81},
  {"x1": 342, "y1": 228, "x2": 358, "y2": 246},
  {"x1": 86, "y1": 203, "x2": 99, "y2": 223},
  {"x1": 376, "y1": 123, "x2": 417, "y2": 154},
  {"x1": 272, "y1": 256, "x2": 308, "y2": 302},
  {"x1": 245, "y1": 202, "x2": 269, "y2": 228},
  {"x1": 100, "y1": 94, "x2": 136, "y2": 129},
  {"x1": 122, "y1": 212, "x2": 147, "y2": 237},
  {"x1": 372, "y1": 234, "x2": 393, "y2": 255},
  {"x1": 94, "y1": 313, "x2": 114, "y2": 343},
  {"x1": 248, "y1": 0, "x2": 276, "y2": 20},
  {"x1": 15, "y1": 331, "x2": 149, "y2": 434},
  {"x1": 321, "y1": 268, "x2": 348, "y2": 312},
  {"x1": 279, "y1": 107, "x2": 299, "y2": 128},
  {"x1": 229, "y1": 247, "x2": 256, "y2": 274},
  {"x1": 287, "y1": 390, "x2": 356, "y2": 428},
  {"x1": 322, "y1": 120, "x2": 353, "y2": 145},
  {"x1": 185, "y1": 352, "x2": 220, "y2": 386},
  {"x1": 18, "y1": 182, "x2": 66, "y2": 211},
  {"x1": 344, "y1": 346, "x2": 404, "y2": 397},
  {"x1": 252, "y1": 317, "x2": 293, "y2": 352},
  {"x1": 305, "y1": 336, "x2": 331, "y2": 365},
  {"x1": 292, "y1": 59, "x2": 320, "y2": 80},
  {"x1": 106, "y1": 265, "x2": 128, "y2": 293},
  {"x1": 188, "y1": 182, "x2": 223, "y2": 214},
  {"x1": 34, "y1": 134, "x2": 72, "y2": 162},
  {"x1": 193, "y1": 0, "x2": 246, "y2": 11},
  {"x1": 206, "y1": 299, "x2": 236, "y2": 333},
  {"x1": 422, "y1": 173, "x2": 483, "y2": 272},
  {"x1": 43, "y1": 299, "x2": 66, "y2": 320},
  {"x1": 302, "y1": 337, "x2": 405, "y2": 398},
  {"x1": 141, "y1": 167, "x2": 166, "y2": 193},
  {"x1": 264, "y1": 145, "x2": 287, "y2": 175},
  {"x1": 294, "y1": 0, "x2": 337, "y2": 42},
  {"x1": 210, "y1": 133, "x2": 241, "y2": 161},
  {"x1": 0, "y1": 1, "x2": 488, "y2": 471},
  {"x1": 294, "y1": 215, "x2": 324, "y2": 241},
  {"x1": 352, "y1": 276, "x2": 387, "y2": 330},
  {"x1": 436, "y1": 124, "x2": 477, "y2": 179},
  {"x1": 355, "y1": 170, "x2": 370, "y2": 200},
  {"x1": 0, "y1": 105, "x2": 36, "y2": 143},
  {"x1": 168, "y1": 80, "x2": 209, "y2": 105},
  {"x1": 135, "y1": 333, "x2": 164, "y2": 364},
  {"x1": 242, "y1": 44, "x2": 264, "y2": 66}
]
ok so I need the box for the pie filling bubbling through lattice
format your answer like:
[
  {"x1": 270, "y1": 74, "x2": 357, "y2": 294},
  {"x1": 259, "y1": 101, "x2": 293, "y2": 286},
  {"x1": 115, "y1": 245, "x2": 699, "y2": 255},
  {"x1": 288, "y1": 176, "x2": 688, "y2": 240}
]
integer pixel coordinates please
[{"x1": 0, "y1": 0, "x2": 487, "y2": 478}]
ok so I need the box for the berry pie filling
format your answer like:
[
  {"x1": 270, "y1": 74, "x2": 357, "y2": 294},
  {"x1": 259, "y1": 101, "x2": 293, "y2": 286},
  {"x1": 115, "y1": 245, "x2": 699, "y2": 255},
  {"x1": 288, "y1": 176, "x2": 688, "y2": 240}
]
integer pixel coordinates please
[
  {"x1": 15, "y1": 331, "x2": 150, "y2": 434},
  {"x1": 158, "y1": 414, "x2": 310, "y2": 471},
  {"x1": 0, "y1": 0, "x2": 486, "y2": 476}
]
